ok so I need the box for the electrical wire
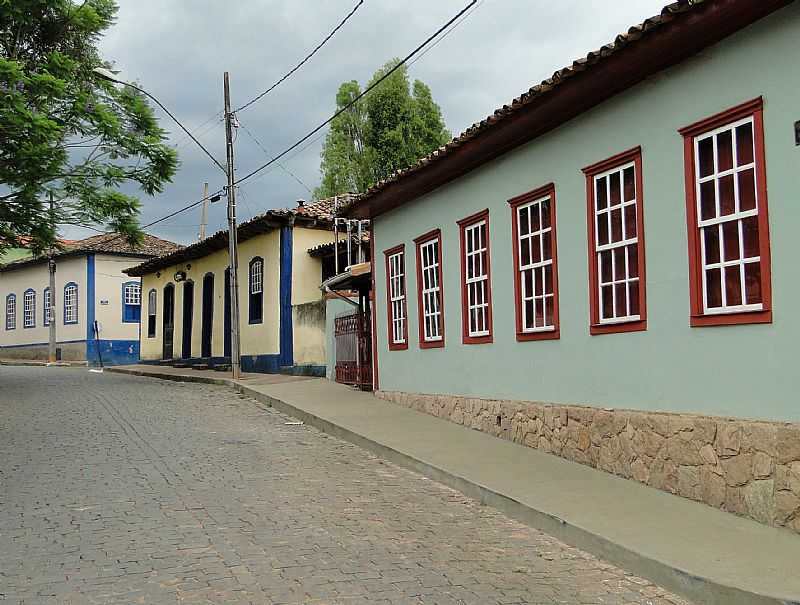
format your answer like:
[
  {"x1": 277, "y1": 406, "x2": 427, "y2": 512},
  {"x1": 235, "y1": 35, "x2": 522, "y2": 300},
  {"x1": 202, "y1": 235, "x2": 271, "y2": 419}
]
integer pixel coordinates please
[
  {"x1": 407, "y1": 0, "x2": 483, "y2": 69},
  {"x1": 234, "y1": 0, "x2": 365, "y2": 113},
  {"x1": 233, "y1": 0, "x2": 478, "y2": 187},
  {"x1": 237, "y1": 119, "x2": 313, "y2": 194},
  {"x1": 92, "y1": 0, "x2": 476, "y2": 239}
]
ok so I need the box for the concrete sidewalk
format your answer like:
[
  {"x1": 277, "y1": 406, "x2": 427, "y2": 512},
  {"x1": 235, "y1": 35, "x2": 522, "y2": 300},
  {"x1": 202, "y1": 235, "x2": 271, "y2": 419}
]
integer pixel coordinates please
[{"x1": 110, "y1": 365, "x2": 800, "y2": 605}]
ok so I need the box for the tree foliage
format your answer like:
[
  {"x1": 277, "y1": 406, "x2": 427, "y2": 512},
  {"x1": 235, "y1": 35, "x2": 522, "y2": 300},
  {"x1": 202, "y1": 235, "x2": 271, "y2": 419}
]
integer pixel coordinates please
[
  {"x1": 0, "y1": 0, "x2": 178, "y2": 254},
  {"x1": 316, "y1": 60, "x2": 450, "y2": 199}
]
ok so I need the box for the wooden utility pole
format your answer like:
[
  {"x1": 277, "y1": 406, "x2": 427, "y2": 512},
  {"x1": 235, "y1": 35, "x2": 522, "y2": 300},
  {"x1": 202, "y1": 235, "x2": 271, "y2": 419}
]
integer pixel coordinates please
[
  {"x1": 199, "y1": 182, "x2": 209, "y2": 240},
  {"x1": 48, "y1": 193, "x2": 57, "y2": 363},
  {"x1": 223, "y1": 72, "x2": 242, "y2": 380}
]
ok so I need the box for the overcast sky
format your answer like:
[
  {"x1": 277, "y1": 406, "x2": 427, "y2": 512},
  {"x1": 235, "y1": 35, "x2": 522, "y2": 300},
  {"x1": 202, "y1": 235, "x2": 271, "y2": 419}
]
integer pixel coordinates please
[{"x1": 88, "y1": 0, "x2": 668, "y2": 245}]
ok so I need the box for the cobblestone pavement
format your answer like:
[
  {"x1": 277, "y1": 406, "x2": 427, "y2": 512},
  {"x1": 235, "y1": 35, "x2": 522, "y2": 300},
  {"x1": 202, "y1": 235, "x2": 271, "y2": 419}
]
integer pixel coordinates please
[{"x1": 0, "y1": 367, "x2": 691, "y2": 605}]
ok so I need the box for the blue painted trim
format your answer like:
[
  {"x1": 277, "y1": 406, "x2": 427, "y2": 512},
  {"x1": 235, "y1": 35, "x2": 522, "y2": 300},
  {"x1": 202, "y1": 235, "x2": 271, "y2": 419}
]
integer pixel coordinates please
[
  {"x1": 5, "y1": 293, "x2": 16, "y2": 330},
  {"x1": 23, "y1": 288, "x2": 36, "y2": 328},
  {"x1": 121, "y1": 281, "x2": 141, "y2": 323},
  {"x1": 85, "y1": 339, "x2": 139, "y2": 366},
  {"x1": 86, "y1": 254, "x2": 96, "y2": 363},
  {"x1": 242, "y1": 354, "x2": 281, "y2": 374},
  {"x1": 43, "y1": 287, "x2": 50, "y2": 326},
  {"x1": 279, "y1": 226, "x2": 293, "y2": 367},
  {"x1": 63, "y1": 282, "x2": 79, "y2": 325},
  {"x1": 0, "y1": 338, "x2": 86, "y2": 349}
]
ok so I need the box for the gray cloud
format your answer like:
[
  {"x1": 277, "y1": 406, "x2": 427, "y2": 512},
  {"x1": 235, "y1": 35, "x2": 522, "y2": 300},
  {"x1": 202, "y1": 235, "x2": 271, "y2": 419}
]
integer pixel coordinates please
[{"x1": 86, "y1": 0, "x2": 667, "y2": 245}]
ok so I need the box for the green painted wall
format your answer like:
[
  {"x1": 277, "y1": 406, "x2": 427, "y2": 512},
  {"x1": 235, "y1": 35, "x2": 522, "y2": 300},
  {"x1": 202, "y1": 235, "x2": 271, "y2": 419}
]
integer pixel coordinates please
[{"x1": 373, "y1": 5, "x2": 800, "y2": 422}]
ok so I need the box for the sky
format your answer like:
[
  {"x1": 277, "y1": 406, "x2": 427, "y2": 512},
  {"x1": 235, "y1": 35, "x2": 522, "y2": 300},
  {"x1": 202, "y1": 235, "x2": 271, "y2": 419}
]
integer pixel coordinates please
[{"x1": 87, "y1": 0, "x2": 669, "y2": 245}]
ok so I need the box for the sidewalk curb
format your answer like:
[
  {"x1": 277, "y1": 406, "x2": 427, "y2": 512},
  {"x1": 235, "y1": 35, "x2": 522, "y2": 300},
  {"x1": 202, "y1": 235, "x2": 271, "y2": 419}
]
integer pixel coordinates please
[
  {"x1": 109, "y1": 366, "x2": 796, "y2": 605},
  {"x1": 0, "y1": 359, "x2": 87, "y2": 367}
]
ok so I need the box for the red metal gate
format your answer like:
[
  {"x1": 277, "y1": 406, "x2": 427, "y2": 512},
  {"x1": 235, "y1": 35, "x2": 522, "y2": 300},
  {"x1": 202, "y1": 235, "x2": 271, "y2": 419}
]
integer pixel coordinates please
[{"x1": 334, "y1": 311, "x2": 372, "y2": 390}]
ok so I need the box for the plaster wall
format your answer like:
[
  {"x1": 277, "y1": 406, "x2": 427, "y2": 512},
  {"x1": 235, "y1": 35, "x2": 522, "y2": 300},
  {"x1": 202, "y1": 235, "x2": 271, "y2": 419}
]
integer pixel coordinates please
[
  {"x1": 0, "y1": 256, "x2": 87, "y2": 348},
  {"x1": 373, "y1": 5, "x2": 800, "y2": 422}
]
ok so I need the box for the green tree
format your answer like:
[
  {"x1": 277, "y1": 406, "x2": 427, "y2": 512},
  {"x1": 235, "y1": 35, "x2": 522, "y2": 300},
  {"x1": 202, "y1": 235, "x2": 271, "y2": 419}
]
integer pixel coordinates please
[
  {"x1": 315, "y1": 59, "x2": 449, "y2": 198},
  {"x1": 0, "y1": 0, "x2": 178, "y2": 254}
]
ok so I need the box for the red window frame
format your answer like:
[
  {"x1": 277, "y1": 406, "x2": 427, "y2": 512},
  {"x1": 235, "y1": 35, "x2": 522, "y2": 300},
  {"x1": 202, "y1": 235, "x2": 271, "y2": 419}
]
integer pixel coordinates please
[
  {"x1": 457, "y1": 209, "x2": 493, "y2": 344},
  {"x1": 383, "y1": 244, "x2": 408, "y2": 351},
  {"x1": 508, "y1": 183, "x2": 560, "y2": 342},
  {"x1": 678, "y1": 97, "x2": 772, "y2": 327},
  {"x1": 582, "y1": 147, "x2": 647, "y2": 335},
  {"x1": 414, "y1": 228, "x2": 445, "y2": 349}
]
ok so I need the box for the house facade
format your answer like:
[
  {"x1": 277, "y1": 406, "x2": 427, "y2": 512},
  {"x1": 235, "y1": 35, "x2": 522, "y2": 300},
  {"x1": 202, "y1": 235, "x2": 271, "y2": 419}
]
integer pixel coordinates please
[
  {"x1": 343, "y1": 1, "x2": 800, "y2": 533},
  {"x1": 124, "y1": 200, "x2": 340, "y2": 375},
  {"x1": 0, "y1": 234, "x2": 181, "y2": 363}
]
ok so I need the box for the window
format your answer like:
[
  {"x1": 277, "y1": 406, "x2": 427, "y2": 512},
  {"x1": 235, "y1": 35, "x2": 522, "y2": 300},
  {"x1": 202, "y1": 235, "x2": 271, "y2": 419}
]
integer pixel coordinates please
[
  {"x1": 147, "y1": 289, "x2": 157, "y2": 338},
  {"x1": 509, "y1": 184, "x2": 560, "y2": 340},
  {"x1": 583, "y1": 147, "x2": 647, "y2": 334},
  {"x1": 122, "y1": 282, "x2": 141, "y2": 323},
  {"x1": 5, "y1": 294, "x2": 16, "y2": 330},
  {"x1": 384, "y1": 245, "x2": 408, "y2": 350},
  {"x1": 43, "y1": 288, "x2": 52, "y2": 326},
  {"x1": 457, "y1": 210, "x2": 493, "y2": 344},
  {"x1": 64, "y1": 282, "x2": 78, "y2": 324},
  {"x1": 414, "y1": 229, "x2": 445, "y2": 348},
  {"x1": 249, "y1": 257, "x2": 264, "y2": 324},
  {"x1": 679, "y1": 97, "x2": 771, "y2": 326},
  {"x1": 23, "y1": 289, "x2": 35, "y2": 328}
]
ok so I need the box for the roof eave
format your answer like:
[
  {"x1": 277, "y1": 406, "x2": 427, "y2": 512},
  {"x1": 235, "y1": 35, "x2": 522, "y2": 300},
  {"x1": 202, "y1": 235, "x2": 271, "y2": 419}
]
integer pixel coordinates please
[{"x1": 344, "y1": 0, "x2": 792, "y2": 220}]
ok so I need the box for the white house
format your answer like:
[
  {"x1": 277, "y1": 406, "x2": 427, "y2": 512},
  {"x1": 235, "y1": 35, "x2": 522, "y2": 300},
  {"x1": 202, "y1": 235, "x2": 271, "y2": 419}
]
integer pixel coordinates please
[{"x1": 0, "y1": 233, "x2": 181, "y2": 364}]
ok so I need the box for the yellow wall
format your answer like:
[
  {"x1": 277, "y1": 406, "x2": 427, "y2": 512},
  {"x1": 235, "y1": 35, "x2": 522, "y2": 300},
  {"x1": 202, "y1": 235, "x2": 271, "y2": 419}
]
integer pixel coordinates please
[
  {"x1": 137, "y1": 226, "x2": 331, "y2": 368},
  {"x1": 94, "y1": 255, "x2": 145, "y2": 341},
  {"x1": 139, "y1": 232, "x2": 281, "y2": 361}
]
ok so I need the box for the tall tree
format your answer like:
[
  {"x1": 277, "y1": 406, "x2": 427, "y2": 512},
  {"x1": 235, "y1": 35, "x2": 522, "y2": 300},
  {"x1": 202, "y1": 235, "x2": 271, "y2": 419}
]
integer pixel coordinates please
[
  {"x1": 315, "y1": 60, "x2": 449, "y2": 199},
  {"x1": 0, "y1": 0, "x2": 178, "y2": 254}
]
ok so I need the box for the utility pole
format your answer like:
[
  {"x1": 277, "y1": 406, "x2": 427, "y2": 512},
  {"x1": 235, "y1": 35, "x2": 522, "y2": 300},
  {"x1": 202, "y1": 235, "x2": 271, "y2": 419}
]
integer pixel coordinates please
[
  {"x1": 199, "y1": 182, "x2": 209, "y2": 240},
  {"x1": 48, "y1": 193, "x2": 57, "y2": 364},
  {"x1": 223, "y1": 72, "x2": 242, "y2": 380}
]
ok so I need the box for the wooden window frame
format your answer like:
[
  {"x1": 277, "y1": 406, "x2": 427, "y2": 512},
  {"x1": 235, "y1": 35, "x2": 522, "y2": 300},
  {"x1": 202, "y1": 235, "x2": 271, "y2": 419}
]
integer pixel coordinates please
[
  {"x1": 678, "y1": 97, "x2": 771, "y2": 327},
  {"x1": 383, "y1": 244, "x2": 408, "y2": 351},
  {"x1": 583, "y1": 147, "x2": 647, "y2": 335},
  {"x1": 63, "y1": 282, "x2": 78, "y2": 325},
  {"x1": 508, "y1": 183, "x2": 560, "y2": 341},
  {"x1": 23, "y1": 288, "x2": 36, "y2": 329},
  {"x1": 5, "y1": 293, "x2": 15, "y2": 330},
  {"x1": 457, "y1": 209, "x2": 493, "y2": 344},
  {"x1": 248, "y1": 256, "x2": 264, "y2": 325},
  {"x1": 147, "y1": 288, "x2": 157, "y2": 338},
  {"x1": 414, "y1": 228, "x2": 445, "y2": 349},
  {"x1": 43, "y1": 287, "x2": 51, "y2": 326},
  {"x1": 122, "y1": 281, "x2": 141, "y2": 324}
]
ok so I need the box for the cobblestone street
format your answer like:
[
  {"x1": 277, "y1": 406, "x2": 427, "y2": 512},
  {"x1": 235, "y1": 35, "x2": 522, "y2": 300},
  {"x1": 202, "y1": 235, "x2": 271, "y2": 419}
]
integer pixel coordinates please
[{"x1": 0, "y1": 367, "x2": 690, "y2": 604}]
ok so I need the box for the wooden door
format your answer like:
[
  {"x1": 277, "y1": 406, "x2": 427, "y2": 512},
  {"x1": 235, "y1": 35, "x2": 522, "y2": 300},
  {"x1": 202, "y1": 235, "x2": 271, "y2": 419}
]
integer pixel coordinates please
[
  {"x1": 201, "y1": 274, "x2": 214, "y2": 358},
  {"x1": 162, "y1": 283, "x2": 175, "y2": 360},
  {"x1": 181, "y1": 281, "x2": 194, "y2": 359}
]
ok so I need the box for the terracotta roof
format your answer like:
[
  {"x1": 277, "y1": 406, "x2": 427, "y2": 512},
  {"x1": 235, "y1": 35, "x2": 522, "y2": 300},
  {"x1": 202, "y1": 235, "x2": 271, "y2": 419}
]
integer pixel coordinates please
[
  {"x1": 295, "y1": 194, "x2": 359, "y2": 220},
  {"x1": 65, "y1": 233, "x2": 182, "y2": 256},
  {"x1": 0, "y1": 233, "x2": 182, "y2": 273},
  {"x1": 124, "y1": 196, "x2": 344, "y2": 277},
  {"x1": 341, "y1": 0, "x2": 791, "y2": 218}
]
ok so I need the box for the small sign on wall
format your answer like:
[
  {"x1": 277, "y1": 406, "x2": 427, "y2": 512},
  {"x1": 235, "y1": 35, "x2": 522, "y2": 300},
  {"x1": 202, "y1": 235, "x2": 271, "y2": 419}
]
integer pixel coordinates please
[{"x1": 99, "y1": 299, "x2": 109, "y2": 305}]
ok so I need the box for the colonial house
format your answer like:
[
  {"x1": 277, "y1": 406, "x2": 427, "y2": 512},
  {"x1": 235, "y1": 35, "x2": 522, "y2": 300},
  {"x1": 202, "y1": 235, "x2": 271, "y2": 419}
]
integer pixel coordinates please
[
  {"x1": 0, "y1": 233, "x2": 181, "y2": 363},
  {"x1": 340, "y1": 0, "x2": 800, "y2": 534},
  {"x1": 124, "y1": 198, "x2": 349, "y2": 375}
]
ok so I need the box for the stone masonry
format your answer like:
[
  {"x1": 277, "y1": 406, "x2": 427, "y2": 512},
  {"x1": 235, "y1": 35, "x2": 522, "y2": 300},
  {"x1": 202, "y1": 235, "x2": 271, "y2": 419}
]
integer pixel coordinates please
[{"x1": 376, "y1": 390, "x2": 800, "y2": 534}]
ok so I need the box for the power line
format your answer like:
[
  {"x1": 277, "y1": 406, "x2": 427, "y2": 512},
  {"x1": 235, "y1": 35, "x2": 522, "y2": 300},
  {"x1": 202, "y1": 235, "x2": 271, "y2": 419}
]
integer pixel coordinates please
[
  {"x1": 237, "y1": 119, "x2": 313, "y2": 194},
  {"x1": 407, "y1": 0, "x2": 483, "y2": 69},
  {"x1": 234, "y1": 0, "x2": 478, "y2": 187},
  {"x1": 234, "y1": 0, "x2": 365, "y2": 113}
]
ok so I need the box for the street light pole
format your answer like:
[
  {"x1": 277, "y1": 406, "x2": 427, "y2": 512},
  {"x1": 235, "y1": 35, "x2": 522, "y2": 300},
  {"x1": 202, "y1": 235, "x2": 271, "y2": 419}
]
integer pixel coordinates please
[
  {"x1": 223, "y1": 72, "x2": 242, "y2": 380},
  {"x1": 48, "y1": 192, "x2": 57, "y2": 363}
]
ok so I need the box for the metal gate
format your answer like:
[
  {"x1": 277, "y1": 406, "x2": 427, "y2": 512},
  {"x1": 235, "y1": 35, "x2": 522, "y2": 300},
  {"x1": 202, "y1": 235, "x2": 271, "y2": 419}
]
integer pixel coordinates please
[{"x1": 334, "y1": 311, "x2": 372, "y2": 390}]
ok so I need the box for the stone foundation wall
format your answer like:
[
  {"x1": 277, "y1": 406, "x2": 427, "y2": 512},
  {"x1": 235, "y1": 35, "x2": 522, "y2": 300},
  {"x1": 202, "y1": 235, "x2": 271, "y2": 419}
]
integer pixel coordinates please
[{"x1": 375, "y1": 390, "x2": 800, "y2": 534}]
